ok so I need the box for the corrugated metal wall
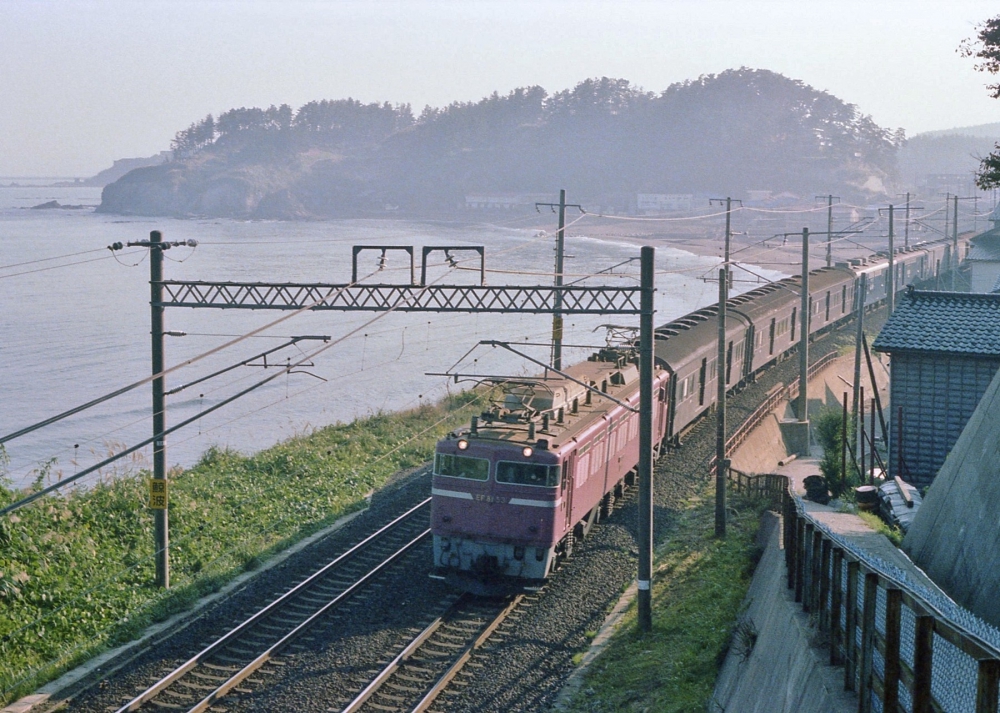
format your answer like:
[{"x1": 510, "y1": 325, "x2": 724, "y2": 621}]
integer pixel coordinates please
[{"x1": 889, "y1": 353, "x2": 1000, "y2": 487}]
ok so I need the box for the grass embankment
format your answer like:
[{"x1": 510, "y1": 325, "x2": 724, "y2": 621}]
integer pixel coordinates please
[
  {"x1": 0, "y1": 392, "x2": 481, "y2": 706},
  {"x1": 564, "y1": 487, "x2": 768, "y2": 713}
]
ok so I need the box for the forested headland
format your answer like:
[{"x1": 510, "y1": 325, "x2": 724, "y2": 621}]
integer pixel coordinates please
[{"x1": 98, "y1": 68, "x2": 903, "y2": 219}]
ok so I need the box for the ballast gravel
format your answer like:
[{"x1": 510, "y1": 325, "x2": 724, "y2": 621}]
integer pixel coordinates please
[{"x1": 60, "y1": 327, "x2": 857, "y2": 713}]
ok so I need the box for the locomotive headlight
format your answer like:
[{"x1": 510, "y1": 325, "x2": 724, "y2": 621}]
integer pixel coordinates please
[
  {"x1": 457, "y1": 439, "x2": 469, "y2": 450},
  {"x1": 522, "y1": 446, "x2": 533, "y2": 457}
]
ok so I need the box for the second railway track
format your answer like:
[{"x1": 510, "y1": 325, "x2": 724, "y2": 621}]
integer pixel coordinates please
[
  {"x1": 113, "y1": 498, "x2": 432, "y2": 713},
  {"x1": 338, "y1": 592, "x2": 527, "y2": 713}
]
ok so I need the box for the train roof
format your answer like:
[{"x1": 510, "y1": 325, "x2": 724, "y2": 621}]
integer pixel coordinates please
[
  {"x1": 447, "y1": 357, "x2": 662, "y2": 452},
  {"x1": 725, "y1": 277, "x2": 798, "y2": 321},
  {"x1": 654, "y1": 304, "x2": 748, "y2": 370}
]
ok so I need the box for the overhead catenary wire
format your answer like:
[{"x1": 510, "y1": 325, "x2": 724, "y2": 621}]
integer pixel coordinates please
[
  {"x1": 2, "y1": 246, "x2": 549, "y2": 477},
  {"x1": 0, "y1": 272, "x2": 379, "y2": 446},
  {"x1": 166, "y1": 320, "x2": 562, "y2": 455},
  {"x1": 0, "y1": 250, "x2": 147, "y2": 279},
  {"x1": 0, "y1": 246, "x2": 109, "y2": 271},
  {"x1": 0, "y1": 264, "x2": 457, "y2": 514}
]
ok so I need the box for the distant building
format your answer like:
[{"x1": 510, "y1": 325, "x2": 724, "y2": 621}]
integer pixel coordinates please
[
  {"x1": 464, "y1": 193, "x2": 551, "y2": 210},
  {"x1": 636, "y1": 193, "x2": 693, "y2": 213},
  {"x1": 967, "y1": 204, "x2": 1000, "y2": 293},
  {"x1": 872, "y1": 288, "x2": 1000, "y2": 488}
]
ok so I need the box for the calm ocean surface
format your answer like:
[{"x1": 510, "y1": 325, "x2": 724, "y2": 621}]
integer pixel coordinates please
[{"x1": 0, "y1": 184, "x2": 785, "y2": 490}]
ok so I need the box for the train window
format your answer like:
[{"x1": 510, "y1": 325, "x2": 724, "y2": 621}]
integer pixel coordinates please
[
  {"x1": 593, "y1": 443, "x2": 605, "y2": 469},
  {"x1": 698, "y1": 358, "x2": 707, "y2": 406},
  {"x1": 497, "y1": 461, "x2": 561, "y2": 487},
  {"x1": 434, "y1": 454, "x2": 490, "y2": 481}
]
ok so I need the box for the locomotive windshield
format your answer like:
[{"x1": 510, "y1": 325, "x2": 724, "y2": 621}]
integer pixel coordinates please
[
  {"x1": 434, "y1": 454, "x2": 490, "y2": 481},
  {"x1": 496, "y1": 462, "x2": 561, "y2": 487}
]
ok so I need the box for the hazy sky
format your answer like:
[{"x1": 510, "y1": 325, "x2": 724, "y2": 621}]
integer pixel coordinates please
[{"x1": 3, "y1": 0, "x2": 999, "y2": 177}]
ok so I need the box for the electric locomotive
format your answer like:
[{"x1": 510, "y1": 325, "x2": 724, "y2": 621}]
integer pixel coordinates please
[{"x1": 429, "y1": 348, "x2": 669, "y2": 594}]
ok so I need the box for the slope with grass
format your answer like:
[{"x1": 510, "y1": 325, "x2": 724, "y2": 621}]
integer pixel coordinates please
[{"x1": 0, "y1": 392, "x2": 481, "y2": 706}]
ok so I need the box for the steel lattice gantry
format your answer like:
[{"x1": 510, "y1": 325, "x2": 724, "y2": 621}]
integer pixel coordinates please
[
  {"x1": 157, "y1": 281, "x2": 643, "y2": 314},
  {"x1": 141, "y1": 232, "x2": 657, "y2": 632}
]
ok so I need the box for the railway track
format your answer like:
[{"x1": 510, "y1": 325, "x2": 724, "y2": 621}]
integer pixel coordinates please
[
  {"x1": 112, "y1": 498, "x2": 432, "y2": 713},
  {"x1": 338, "y1": 592, "x2": 525, "y2": 713}
]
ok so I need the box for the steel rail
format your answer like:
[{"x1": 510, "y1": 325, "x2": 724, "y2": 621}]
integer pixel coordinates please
[
  {"x1": 184, "y1": 529, "x2": 431, "y2": 713},
  {"x1": 340, "y1": 594, "x2": 470, "y2": 713},
  {"x1": 411, "y1": 594, "x2": 524, "y2": 713},
  {"x1": 340, "y1": 594, "x2": 524, "y2": 713},
  {"x1": 114, "y1": 497, "x2": 432, "y2": 713}
]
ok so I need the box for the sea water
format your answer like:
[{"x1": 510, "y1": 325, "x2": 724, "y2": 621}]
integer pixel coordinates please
[{"x1": 0, "y1": 184, "x2": 785, "y2": 490}]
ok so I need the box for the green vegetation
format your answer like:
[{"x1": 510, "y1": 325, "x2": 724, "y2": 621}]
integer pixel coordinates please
[
  {"x1": 815, "y1": 408, "x2": 860, "y2": 498},
  {"x1": 564, "y1": 488, "x2": 766, "y2": 713},
  {"x1": 857, "y1": 511, "x2": 904, "y2": 547},
  {"x1": 0, "y1": 392, "x2": 481, "y2": 705},
  {"x1": 101, "y1": 70, "x2": 903, "y2": 218},
  {"x1": 960, "y1": 15, "x2": 1000, "y2": 187}
]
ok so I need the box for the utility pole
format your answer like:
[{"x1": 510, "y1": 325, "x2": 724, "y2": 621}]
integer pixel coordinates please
[
  {"x1": 877, "y1": 205, "x2": 899, "y2": 314},
  {"x1": 943, "y1": 192, "x2": 951, "y2": 279},
  {"x1": 708, "y1": 197, "x2": 739, "y2": 538},
  {"x1": 797, "y1": 228, "x2": 810, "y2": 446},
  {"x1": 902, "y1": 192, "x2": 911, "y2": 249},
  {"x1": 816, "y1": 195, "x2": 840, "y2": 267},
  {"x1": 709, "y1": 197, "x2": 742, "y2": 284},
  {"x1": 715, "y1": 267, "x2": 727, "y2": 538},
  {"x1": 888, "y1": 206, "x2": 895, "y2": 315},
  {"x1": 853, "y1": 274, "x2": 866, "y2": 472},
  {"x1": 149, "y1": 231, "x2": 169, "y2": 588},
  {"x1": 536, "y1": 190, "x2": 582, "y2": 370},
  {"x1": 952, "y1": 194, "x2": 959, "y2": 291},
  {"x1": 638, "y1": 245, "x2": 655, "y2": 632}
]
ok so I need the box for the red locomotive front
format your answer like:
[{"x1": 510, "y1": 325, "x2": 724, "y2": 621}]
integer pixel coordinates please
[
  {"x1": 430, "y1": 348, "x2": 668, "y2": 594},
  {"x1": 430, "y1": 437, "x2": 563, "y2": 592}
]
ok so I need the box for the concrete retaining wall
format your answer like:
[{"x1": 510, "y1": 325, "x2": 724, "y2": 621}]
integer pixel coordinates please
[
  {"x1": 712, "y1": 352, "x2": 885, "y2": 712},
  {"x1": 711, "y1": 514, "x2": 855, "y2": 713}
]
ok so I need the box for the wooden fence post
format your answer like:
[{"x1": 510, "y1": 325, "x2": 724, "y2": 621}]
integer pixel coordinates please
[
  {"x1": 976, "y1": 659, "x2": 1000, "y2": 713},
  {"x1": 802, "y1": 523, "x2": 815, "y2": 611},
  {"x1": 811, "y1": 529, "x2": 823, "y2": 613},
  {"x1": 845, "y1": 561, "x2": 860, "y2": 691},
  {"x1": 883, "y1": 588, "x2": 902, "y2": 711},
  {"x1": 796, "y1": 519, "x2": 807, "y2": 604},
  {"x1": 785, "y1": 490, "x2": 796, "y2": 590},
  {"x1": 912, "y1": 614, "x2": 934, "y2": 713},
  {"x1": 831, "y1": 548, "x2": 844, "y2": 666},
  {"x1": 820, "y1": 539, "x2": 832, "y2": 632},
  {"x1": 859, "y1": 572, "x2": 879, "y2": 713}
]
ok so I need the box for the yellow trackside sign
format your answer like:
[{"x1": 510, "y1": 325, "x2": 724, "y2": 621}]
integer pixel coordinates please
[{"x1": 148, "y1": 479, "x2": 168, "y2": 509}]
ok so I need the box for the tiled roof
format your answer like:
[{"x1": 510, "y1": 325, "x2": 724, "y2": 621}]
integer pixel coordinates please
[
  {"x1": 968, "y1": 240, "x2": 1000, "y2": 262},
  {"x1": 993, "y1": 273, "x2": 1000, "y2": 294},
  {"x1": 873, "y1": 288, "x2": 1000, "y2": 356}
]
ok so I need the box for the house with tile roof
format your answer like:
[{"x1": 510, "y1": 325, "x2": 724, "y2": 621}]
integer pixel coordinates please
[
  {"x1": 872, "y1": 287, "x2": 1000, "y2": 488},
  {"x1": 968, "y1": 204, "x2": 1000, "y2": 293}
]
